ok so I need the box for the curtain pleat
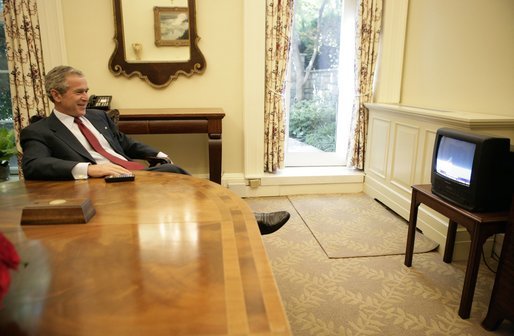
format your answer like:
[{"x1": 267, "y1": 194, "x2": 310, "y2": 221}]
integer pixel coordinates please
[
  {"x1": 264, "y1": 0, "x2": 294, "y2": 173},
  {"x1": 347, "y1": 0, "x2": 382, "y2": 169},
  {"x1": 2, "y1": 0, "x2": 49, "y2": 175}
]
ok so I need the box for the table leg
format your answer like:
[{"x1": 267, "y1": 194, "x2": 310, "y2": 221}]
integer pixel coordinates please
[
  {"x1": 458, "y1": 222, "x2": 482, "y2": 319},
  {"x1": 208, "y1": 134, "x2": 222, "y2": 184},
  {"x1": 482, "y1": 307, "x2": 504, "y2": 331},
  {"x1": 443, "y1": 220, "x2": 458, "y2": 263},
  {"x1": 405, "y1": 191, "x2": 420, "y2": 267}
]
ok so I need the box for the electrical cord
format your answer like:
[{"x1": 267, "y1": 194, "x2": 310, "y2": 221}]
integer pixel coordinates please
[
  {"x1": 490, "y1": 233, "x2": 503, "y2": 262},
  {"x1": 482, "y1": 245, "x2": 498, "y2": 274}
]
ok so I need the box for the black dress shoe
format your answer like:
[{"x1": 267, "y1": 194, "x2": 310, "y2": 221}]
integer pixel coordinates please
[{"x1": 254, "y1": 211, "x2": 290, "y2": 235}]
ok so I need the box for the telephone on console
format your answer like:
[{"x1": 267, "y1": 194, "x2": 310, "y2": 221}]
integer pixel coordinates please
[{"x1": 87, "y1": 95, "x2": 112, "y2": 110}]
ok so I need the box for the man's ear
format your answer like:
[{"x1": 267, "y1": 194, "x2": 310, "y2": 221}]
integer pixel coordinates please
[{"x1": 50, "y1": 89, "x2": 61, "y2": 102}]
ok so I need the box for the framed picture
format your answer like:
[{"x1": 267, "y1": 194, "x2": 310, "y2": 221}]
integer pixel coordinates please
[{"x1": 154, "y1": 7, "x2": 190, "y2": 47}]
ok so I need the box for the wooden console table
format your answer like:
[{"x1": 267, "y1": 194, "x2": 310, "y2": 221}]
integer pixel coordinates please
[
  {"x1": 405, "y1": 184, "x2": 508, "y2": 319},
  {"x1": 116, "y1": 108, "x2": 225, "y2": 184}
]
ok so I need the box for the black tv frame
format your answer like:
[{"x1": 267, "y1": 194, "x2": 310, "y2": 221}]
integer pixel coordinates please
[{"x1": 431, "y1": 128, "x2": 513, "y2": 212}]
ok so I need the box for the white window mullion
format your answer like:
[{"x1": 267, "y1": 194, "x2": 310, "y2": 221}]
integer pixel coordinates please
[{"x1": 336, "y1": 0, "x2": 357, "y2": 164}]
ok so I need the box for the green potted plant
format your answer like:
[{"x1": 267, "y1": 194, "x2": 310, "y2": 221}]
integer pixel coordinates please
[{"x1": 0, "y1": 128, "x2": 17, "y2": 181}]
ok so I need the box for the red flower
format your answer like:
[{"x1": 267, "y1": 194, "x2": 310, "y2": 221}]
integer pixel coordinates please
[{"x1": 0, "y1": 233, "x2": 20, "y2": 304}]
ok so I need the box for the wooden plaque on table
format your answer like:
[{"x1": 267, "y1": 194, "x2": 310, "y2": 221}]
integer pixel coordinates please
[{"x1": 21, "y1": 198, "x2": 96, "y2": 225}]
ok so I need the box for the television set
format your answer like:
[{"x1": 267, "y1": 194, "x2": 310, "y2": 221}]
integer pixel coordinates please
[{"x1": 431, "y1": 128, "x2": 514, "y2": 212}]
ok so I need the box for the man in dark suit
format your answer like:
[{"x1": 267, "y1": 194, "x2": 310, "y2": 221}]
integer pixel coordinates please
[
  {"x1": 21, "y1": 107, "x2": 190, "y2": 179},
  {"x1": 20, "y1": 65, "x2": 289, "y2": 234}
]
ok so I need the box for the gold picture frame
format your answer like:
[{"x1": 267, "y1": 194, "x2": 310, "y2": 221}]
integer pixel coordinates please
[{"x1": 154, "y1": 7, "x2": 190, "y2": 47}]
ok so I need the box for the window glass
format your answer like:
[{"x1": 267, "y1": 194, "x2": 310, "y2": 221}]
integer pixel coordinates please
[
  {"x1": 285, "y1": 0, "x2": 356, "y2": 167},
  {"x1": 0, "y1": 0, "x2": 12, "y2": 123},
  {"x1": 0, "y1": 0, "x2": 17, "y2": 176}
]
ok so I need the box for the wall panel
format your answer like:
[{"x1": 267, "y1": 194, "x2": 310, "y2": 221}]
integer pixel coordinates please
[
  {"x1": 367, "y1": 118, "x2": 390, "y2": 179},
  {"x1": 390, "y1": 123, "x2": 419, "y2": 192}
]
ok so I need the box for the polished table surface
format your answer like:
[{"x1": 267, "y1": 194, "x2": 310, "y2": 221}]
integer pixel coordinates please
[{"x1": 0, "y1": 172, "x2": 291, "y2": 335}]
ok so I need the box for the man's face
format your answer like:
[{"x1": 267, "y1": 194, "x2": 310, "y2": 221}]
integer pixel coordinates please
[{"x1": 51, "y1": 74, "x2": 89, "y2": 117}]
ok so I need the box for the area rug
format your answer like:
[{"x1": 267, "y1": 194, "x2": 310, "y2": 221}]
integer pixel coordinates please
[
  {"x1": 288, "y1": 193, "x2": 438, "y2": 258},
  {"x1": 246, "y1": 193, "x2": 439, "y2": 258}
]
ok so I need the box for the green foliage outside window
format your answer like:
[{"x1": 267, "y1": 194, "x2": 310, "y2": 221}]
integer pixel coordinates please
[
  {"x1": 289, "y1": 99, "x2": 336, "y2": 152},
  {"x1": 1, "y1": 2, "x2": 12, "y2": 122},
  {"x1": 295, "y1": 3, "x2": 341, "y2": 70},
  {"x1": 0, "y1": 87, "x2": 12, "y2": 121},
  {"x1": 288, "y1": 0, "x2": 341, "y2": 153},
  {"x1": 0, "y1": 127, "x2": 16, "y2": 162}
]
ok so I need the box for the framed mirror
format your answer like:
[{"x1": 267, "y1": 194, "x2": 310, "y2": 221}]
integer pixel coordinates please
[{"x1": 109, "y1": 0, "x2": 206, "y2": 88}]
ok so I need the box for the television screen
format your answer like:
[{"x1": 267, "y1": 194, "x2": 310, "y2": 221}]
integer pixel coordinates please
[{"x1": 435, "y1": 135, "x2": 476, "y2": 186}]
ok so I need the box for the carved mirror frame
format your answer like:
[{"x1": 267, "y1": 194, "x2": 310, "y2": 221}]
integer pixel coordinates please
[{"x1": 109, "y1": 0, "x2": 206, "y2": 88}]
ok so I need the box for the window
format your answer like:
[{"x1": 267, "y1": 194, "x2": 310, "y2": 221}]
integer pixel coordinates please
[
  {"x1": 0, "y1": 0, "x2": 16, "y2": 174},
  {"x1": 0, "y1": 0, "x2": 11, "y2": 125},
  {"x1": 285, "y1": 0, "x2": 356, "y2": 167}
]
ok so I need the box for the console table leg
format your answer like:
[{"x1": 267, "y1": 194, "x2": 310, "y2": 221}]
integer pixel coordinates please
[{"x1": 208, "y1": 135, "x2": 222, "y2": 184}]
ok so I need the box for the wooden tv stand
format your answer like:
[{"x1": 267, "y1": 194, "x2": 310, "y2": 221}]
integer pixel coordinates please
[
  {"x1": 405, "y1": 184, "x2": 508, "y2": 319},
  {"x1": 116, "y1": 108, "x2": 225, "y2": 184}
]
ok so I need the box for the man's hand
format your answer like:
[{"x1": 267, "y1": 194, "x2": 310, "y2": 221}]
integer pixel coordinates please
[{"x1": 87, "y1": 163, "x2": 132, "y2": 177}]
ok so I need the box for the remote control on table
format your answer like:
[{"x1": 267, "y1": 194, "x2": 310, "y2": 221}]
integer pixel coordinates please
[{"x1": 104, "y1": 174, "x2": 135, "y2": 183}]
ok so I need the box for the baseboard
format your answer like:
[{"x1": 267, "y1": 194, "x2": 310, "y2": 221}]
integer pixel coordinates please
[{"x1": 223, "y1": 168, "x2": 365, "y2": 197}]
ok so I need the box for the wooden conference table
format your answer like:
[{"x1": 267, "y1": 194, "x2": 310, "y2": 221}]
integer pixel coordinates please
[{"x1": 0, "y1": 172, "x2": 291, "y2": 335}]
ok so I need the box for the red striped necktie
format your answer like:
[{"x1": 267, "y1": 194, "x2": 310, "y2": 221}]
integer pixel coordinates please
[{"x1": 74, "y1": 117, "x2": 145, "y2": 170}]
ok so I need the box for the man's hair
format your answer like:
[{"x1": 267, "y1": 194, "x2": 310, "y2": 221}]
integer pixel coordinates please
[{"x1": 45, "y1": 66, "x2": 84, "y2": 103}]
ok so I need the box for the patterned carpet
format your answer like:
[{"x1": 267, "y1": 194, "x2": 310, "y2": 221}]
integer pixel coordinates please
[
  {"x1": 245, "y1": 194, "x2": 514, "y2": 336},
  {"x1": 288, "y1": 194, "x2": 438, "y2": 258}
]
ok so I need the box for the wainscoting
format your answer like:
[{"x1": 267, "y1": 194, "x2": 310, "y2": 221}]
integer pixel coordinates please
[{"x1": 364, "y1": 103, "x2": 514, "y2": 260}]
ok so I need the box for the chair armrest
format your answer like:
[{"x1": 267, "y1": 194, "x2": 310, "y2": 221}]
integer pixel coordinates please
[
  {"x1": 106, "y1": 109, "x2": 120, "y2": 126},
  {"x1": 146, "y1": 156, "x2": 171, "y2": 167}
]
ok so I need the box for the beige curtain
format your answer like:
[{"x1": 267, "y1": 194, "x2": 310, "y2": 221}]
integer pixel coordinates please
[
  {"x1": 2, "y1": 0, "x2": 49, "y2": 169},
  {"x1": 347, "y1": 0, "x2": 382, "y2": 169},
  {"x1": 264, "y1": 0, "x2": 294, "y2": 173}
]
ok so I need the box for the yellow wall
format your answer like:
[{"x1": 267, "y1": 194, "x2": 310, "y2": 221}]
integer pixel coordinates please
[
  {"x1": 57, "y1": 0, "x2": 244, "y2": 175},
  {"x1": 52, "y1": 0, "x2": 514, "y2": 177},
  {"x1": 400, "y1": 0, "x2": 514, "y2": 116}
]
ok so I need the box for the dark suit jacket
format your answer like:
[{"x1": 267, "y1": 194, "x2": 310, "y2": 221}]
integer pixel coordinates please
[{"x1": 20, "y1": 109, "x2": 159, "y2": 180}]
